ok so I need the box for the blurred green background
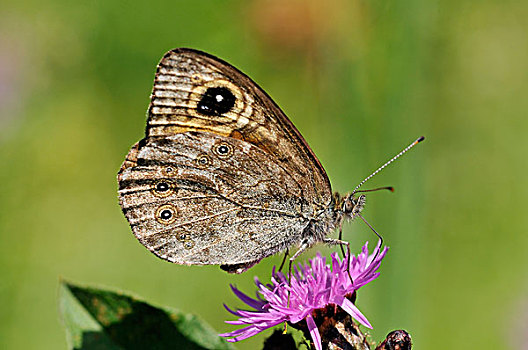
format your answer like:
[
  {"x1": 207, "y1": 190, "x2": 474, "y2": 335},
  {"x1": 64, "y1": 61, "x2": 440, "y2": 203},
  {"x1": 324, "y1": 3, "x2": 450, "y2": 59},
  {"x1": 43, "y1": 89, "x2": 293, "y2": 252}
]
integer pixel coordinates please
[{"x1": 1, "y1": 0, "x2": 527, "y2": 348}]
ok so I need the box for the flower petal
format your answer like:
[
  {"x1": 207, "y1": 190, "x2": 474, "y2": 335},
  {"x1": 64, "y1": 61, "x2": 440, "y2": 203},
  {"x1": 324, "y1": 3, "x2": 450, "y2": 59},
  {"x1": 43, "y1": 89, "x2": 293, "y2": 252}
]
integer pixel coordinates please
[
  {"x1": 339, "y1": 298, "x2": 372, "y2": 329},
  {"x1": 230, "y1": 284, "x2": 266, "y2": 309},
  {"x1": 306, "y1": 314, "x2": 322, "y2": 350}
]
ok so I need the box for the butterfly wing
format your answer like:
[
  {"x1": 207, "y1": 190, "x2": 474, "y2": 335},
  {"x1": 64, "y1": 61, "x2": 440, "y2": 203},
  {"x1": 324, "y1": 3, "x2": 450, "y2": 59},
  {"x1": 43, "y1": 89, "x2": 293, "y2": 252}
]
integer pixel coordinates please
[
  {"x1": 118, "y1": 132, "x2": 312, "y2": 268},
  {"x1": 146, "y1": 48, "x2": 332, "y2": 205}
]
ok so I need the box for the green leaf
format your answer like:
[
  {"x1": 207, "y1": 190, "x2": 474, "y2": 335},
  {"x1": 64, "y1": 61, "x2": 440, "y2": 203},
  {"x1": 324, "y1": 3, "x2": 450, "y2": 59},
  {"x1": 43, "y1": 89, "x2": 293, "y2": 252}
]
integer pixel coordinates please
[{"x1": 58, "y1": 280, "x2": 233, "y2": 350}]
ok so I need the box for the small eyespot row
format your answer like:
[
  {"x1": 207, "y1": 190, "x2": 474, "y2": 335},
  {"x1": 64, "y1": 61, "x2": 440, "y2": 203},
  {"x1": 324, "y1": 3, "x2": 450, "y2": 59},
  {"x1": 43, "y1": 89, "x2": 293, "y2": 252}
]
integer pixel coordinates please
[
  {"x1": 151, "y1": 180, "x2": 174, "y2": 198},
  {"x1": 155, "y1": 204, "x2": 177, "y2": 224},
  {"x1": 213, "y1": 142, "x2": 233, "y2": 159},
  {"x1": 177, "y1": 233, "x2": 188, "y2": 241},
  {"x1": 195, "y1": 154, "x2": 211, "y2": 168},
  {"x1": 183, "y1": 240, "x2": 194, "y2": 249}
]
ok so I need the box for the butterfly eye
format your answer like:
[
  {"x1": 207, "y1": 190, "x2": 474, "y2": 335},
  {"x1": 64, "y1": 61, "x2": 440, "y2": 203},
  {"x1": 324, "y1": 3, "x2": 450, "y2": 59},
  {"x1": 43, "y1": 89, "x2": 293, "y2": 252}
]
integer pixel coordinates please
[
  {"x1": 183, "y1": 240, "x2": 194, "y2": 250},
  {"x1": 155, "y1": 204, "x2": 177, "y2": 224},
  {"x1": 152, "y1": 180, "x2": 174, "y2": 197},
  {"x1": 214, "y1": 142, "x2": 233, "y2": 159},
  {"x1": 197, "y1": 87, "x2": 236, "y2": 116}
]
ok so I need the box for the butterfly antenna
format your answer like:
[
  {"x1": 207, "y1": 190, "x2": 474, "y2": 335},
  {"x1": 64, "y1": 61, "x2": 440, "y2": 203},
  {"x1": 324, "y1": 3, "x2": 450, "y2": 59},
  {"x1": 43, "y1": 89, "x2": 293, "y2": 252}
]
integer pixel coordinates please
[
  {"x1": 354, "y1": 186, "x2": 394, "y2": 194},
  {"x1": 352, "y1": 136, "x2": 424, "y2": 195}
]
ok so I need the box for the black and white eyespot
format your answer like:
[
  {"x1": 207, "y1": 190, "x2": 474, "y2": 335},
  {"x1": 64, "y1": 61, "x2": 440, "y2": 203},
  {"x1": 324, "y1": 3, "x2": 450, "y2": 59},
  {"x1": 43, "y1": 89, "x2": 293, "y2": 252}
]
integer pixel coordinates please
[
  {"x1": 151, "y1": 180, "x2": 174, "y2": 198},
  {"x1": 155, "y1": 204, "x2": 177, "y2": 224},
  {"x1": 196, "y1": 87, "x2": 236, "y2": 116},
  {"x1": 183, "y1": 240, "x2": 194, "y2": 250},
  {"x1": 195, "y1": 154, "x2": 211, "y2": 168},
  {"x1": 213, "y1": 142, "x2": 234, "y2": 159},
  {"x1": 177, "y1": 233, "x2": 188, "y2": 241}
]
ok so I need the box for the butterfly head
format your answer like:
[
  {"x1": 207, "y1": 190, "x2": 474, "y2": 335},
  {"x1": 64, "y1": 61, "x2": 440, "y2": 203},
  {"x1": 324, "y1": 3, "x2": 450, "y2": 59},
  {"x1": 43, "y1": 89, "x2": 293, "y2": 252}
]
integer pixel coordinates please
[{"x1": 338, "y1": 193, "x2": 366, "y2": 220}]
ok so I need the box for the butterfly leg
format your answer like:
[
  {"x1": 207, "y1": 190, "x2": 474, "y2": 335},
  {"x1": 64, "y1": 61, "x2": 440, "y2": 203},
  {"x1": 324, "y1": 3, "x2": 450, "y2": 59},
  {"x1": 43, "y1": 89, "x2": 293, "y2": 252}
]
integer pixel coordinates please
[
  {"x1": 335, "y1": 230, "x2": 352, "y2": 286},
  {"x1": 281, "y1": 241, "x2": 311, "y2": 335},
  {"x1": 287, "y1": 241, "x2": 311, "y2": 288},
  {"x1": 278, "y1": 248, "x2": 289, "y2": 272},
  {"x1": 323, "y1": 238, "x2": 354, "y2": 287},
  {"x1": 284, "y1": 241, "x2": 312, "y2": 303},
  {"x1": 338, "y1": 228, "x2": 346, "y2": 258},
  {"x1": 281, "y1": 242, "x2": 310, "y2": 333}
]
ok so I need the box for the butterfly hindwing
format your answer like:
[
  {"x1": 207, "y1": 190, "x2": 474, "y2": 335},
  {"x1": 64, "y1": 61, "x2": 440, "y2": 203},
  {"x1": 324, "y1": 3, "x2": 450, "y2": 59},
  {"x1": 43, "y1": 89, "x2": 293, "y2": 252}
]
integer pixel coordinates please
[{"x1": 118, "y1": 132, "x2": 311, "y2": 267}]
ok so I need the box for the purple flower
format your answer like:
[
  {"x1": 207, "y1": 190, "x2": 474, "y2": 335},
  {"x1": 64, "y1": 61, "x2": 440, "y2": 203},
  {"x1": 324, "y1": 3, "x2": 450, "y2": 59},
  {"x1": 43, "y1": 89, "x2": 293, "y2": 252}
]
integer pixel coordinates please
[{"x1": 220, "y1": 240, "x2": 388, "y2": 350}]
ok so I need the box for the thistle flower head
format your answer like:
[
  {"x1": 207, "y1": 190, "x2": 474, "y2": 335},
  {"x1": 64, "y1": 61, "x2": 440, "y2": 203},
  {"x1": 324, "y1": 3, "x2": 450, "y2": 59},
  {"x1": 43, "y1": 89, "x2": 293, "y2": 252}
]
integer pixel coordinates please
[{"x1": 220, "y1": 241, "x2": 388, "y2": 350}]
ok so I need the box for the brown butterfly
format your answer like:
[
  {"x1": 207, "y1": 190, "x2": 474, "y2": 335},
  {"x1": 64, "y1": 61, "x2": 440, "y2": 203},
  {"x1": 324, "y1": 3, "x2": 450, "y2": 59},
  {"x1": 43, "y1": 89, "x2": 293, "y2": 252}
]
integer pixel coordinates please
[{"x1": 117, "y1": 48, "x2": 422, "y2": 273}]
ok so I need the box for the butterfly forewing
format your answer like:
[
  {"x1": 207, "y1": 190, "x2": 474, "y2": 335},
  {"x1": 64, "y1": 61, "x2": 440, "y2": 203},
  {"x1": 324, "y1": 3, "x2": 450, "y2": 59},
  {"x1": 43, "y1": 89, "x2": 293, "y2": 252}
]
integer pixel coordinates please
[
  {"x1": 147, "y1": 48, "x2": 332, "y2": 206},
  {"x1": 118, "y1": 132, "x2": 312, "y2": 266}
]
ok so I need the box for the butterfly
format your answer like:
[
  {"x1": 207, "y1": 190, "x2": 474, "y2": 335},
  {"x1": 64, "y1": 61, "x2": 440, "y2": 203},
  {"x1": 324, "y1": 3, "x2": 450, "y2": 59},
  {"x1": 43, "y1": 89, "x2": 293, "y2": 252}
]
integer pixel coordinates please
[{"x1": 117, "y1": 48, "x2": 422, "y2": 273}]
